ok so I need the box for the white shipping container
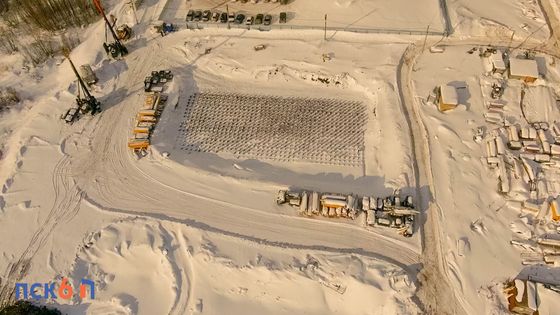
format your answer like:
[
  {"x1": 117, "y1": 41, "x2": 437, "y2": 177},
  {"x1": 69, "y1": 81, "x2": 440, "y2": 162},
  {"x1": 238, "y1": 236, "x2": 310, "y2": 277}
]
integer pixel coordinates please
[
  {"x1": 299, "y1": 191, "x2": 308, "y2": 214},
  {"x1": 346, "y1": 195, "x2": 354, "y2": 210},
  {"x1": 486, "y1": 138, "x2": 497, "y2": 157},
  {"x1": 495, "y1": 137, "x2": 506, "y2": 155},
  {"x1": 508, "y1": 125, "x2": 520, "y2": 142},
  {"x1": 362, "y1": 196, "x2": 370, "y2": 211},
  {"x1": 535, "y1": 154, "x2": 551, "y2": 162},
  {"x1": 310, "y1": 192, "x2": 320, "y2": 214},
  {"x1": 551, "y1": 144, "x2": 560, "y2": 155},
  {"x1": 377, "y1": 218, "x2": 392, "y2": 226},
  {"x1": 321, "y1": 194, "x2": 346, "y2": 201},
  {"x1": 529, "y1": 127, "x2": 537, "y2": 139},
  {"x1": 514, "y1": 279, "x2": 525, "y2": 303}
]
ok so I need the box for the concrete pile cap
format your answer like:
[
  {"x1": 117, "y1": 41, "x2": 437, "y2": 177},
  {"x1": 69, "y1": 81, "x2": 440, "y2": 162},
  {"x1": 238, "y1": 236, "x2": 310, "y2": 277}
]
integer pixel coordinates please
[
  {"x1": 440, "y1": 85, "x2": 458, "y2": 105},
  {"x1": 509, "y1": 58, "x2": 539, "y2": 78}
]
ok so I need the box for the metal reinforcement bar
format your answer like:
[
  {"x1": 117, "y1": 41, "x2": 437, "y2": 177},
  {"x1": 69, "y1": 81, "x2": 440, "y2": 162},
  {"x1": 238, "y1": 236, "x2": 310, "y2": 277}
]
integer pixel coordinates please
[{"x1": 184, "y1": 22, "x2": 447, "y2": 36}]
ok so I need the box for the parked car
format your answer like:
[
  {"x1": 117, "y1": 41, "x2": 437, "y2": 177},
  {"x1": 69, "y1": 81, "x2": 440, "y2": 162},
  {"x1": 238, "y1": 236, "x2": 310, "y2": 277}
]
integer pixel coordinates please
[
  {"x1": 186, "y1": 10, "x2": 194, "y2": 21},
  {"x1": 202, "y1": 10, "x2": 211, "y2": 21},
  {"x1": 194, "y1": 10, "x2": 202, "y2": 21},
  {"x1": 220, "y1": 12, "x2": 228, "y2": 23},
  {"x1": 255, "y1": 13, "x2": 264, "y2": 24},
  {"x1": 228, "y1": 13, "x2": 235, "y2": 22},
  {"x1": 263, "y1": 14, "x2": 272, "y2": 25},
  {"x1": 235, "y1": 13, "x2": 245, "y2": 24},
  {"x1": 246, "y1": 16, "x2": 254, "y2": 25},
  {"x1": 212, "y1": 12, "x2": 220, "y2": 22},
  {"x1": 279, "y1": 12, "x2": 287, "y2": 23}
]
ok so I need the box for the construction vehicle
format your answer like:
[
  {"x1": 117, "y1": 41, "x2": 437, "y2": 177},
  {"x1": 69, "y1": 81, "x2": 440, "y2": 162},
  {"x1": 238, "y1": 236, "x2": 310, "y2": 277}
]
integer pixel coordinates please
[
  {"x1": 276, "y1": 190, "x2": 301, "y2": 206},
  {"x1": 491, "y1": 82, "x2": 505, "y2": 99},
  {"x1": 144, "y1": 70, "x2": 173, "y2": 92},
  {"x1": 116, "y1": 24, "x2": 132, "y2": 41},
  {"x1": 61, "y1": 54, "x2": 102, "y2": 124},
  {"x1": 93, "y1": 0, "x2": 128, "y2": 58}
]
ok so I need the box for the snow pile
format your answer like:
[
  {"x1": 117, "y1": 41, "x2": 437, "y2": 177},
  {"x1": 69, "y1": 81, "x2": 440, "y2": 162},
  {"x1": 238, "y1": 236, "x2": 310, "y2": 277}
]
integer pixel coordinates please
[{"x1": 71, "y1": 218, "x2": 420, "y2": 315}]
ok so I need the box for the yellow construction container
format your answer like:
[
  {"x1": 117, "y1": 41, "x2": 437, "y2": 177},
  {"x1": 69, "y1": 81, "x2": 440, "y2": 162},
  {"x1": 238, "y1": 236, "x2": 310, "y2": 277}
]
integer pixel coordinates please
[
  {"x1": 551, "y1": 199, "x2": 560, "y2": 222},
  {"x1": 133, "y1": 127, "x2": 151, "y2": 134},
  {"x1": 128, "y1": 139, "x2": 149, "y2": 150},
  {"x1": 137, "y1": 114, "x2": 157, "y2": 123},
  {"x1": 138, "y1": 109, "x2": 157, "y2": 117}
]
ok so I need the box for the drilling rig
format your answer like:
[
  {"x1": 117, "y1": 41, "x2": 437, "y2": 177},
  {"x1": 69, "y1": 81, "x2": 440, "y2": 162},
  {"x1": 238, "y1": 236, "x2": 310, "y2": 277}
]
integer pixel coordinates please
[
  {"x1": 61, "y1": 53, "x2": 102, "y2": 124},
  {"x1": 93, "y1": 0, "x2": 128, "y2": 58}
]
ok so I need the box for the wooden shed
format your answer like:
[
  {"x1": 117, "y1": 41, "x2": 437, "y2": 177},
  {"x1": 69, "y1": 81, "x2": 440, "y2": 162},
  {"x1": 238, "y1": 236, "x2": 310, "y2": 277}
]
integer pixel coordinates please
[{"x1": 437, "y1": 85, "x2": 459, "y2": 112}]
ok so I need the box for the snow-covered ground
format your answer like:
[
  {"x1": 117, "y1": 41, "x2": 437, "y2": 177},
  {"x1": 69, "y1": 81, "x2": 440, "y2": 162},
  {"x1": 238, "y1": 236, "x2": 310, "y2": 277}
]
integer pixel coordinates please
[
  {"x1": 160, "y1": 0, "x2": 445, "y2": 33},
  {"x1": 1, "y1": 0, "x2": 560, "y2": 314},
  {"x1": 448, "y1": 0, "x2": 550, "y2": 40}
]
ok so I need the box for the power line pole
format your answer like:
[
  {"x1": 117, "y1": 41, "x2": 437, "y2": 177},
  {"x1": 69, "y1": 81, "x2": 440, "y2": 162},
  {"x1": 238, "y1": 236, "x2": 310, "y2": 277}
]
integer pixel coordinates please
[
  {"x1": 128, "y1": 0, "x2": 138, "y2": 25},
  {"x1": 421, "y1": 25, "x2": 430, "y2": 53},
  {"x1": 324, "y1": 14, "x2": 327, "y2": 41},
  {"x1": 227, "y1": 4, "x2": 230, "y2": 30}
]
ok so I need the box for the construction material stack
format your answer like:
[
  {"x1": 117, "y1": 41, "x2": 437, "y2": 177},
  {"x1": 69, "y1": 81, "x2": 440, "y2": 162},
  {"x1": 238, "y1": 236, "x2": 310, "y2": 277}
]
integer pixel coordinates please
[{"x1": 128, "y1": 70, "x2": 172, "y2": 152}]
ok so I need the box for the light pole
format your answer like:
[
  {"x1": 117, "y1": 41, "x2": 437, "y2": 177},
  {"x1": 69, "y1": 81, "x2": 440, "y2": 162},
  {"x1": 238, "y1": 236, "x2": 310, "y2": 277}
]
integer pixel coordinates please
[
  {"x1": 227, "y1": 4, "x2": 230, "y2": 30},
  {"x1": 324, "y1": 14, "x2": 327, "y2": 40}
]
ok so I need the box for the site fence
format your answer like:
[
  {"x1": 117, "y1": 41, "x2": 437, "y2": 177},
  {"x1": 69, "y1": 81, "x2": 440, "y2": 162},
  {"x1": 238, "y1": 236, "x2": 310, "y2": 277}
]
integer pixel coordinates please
[{"x1": 183, "y1": 22, "x2": 448, "y2": 37}]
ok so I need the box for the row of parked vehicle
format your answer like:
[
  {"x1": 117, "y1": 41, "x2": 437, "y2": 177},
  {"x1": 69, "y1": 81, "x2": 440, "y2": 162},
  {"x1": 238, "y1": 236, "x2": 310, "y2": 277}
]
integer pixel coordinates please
[{"x1": 187, "y1": 10, "x2": 287, "y2": 25}]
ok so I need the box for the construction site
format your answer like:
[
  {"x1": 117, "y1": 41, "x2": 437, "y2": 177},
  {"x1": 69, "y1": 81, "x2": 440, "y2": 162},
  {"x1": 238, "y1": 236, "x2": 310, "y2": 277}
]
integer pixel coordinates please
[{"x1": 3, "y1": 0, "x2": 560, "y2": 314}]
